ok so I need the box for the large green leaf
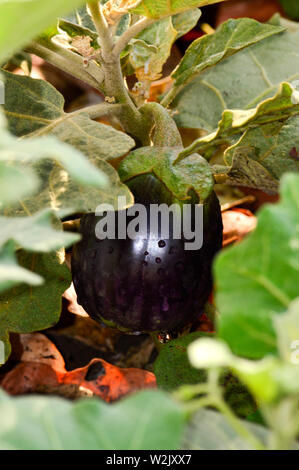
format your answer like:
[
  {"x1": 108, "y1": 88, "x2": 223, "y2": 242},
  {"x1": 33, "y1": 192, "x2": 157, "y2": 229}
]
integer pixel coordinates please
[
  {"x1": 172, "y1": 25, "x2": 299, "y2": 130},
  {"x1": 2, "y1": 71, "x2": 134, "y2": 158},
  {"x1": 0, "y1": 0, "x2": 86, "y2": 64},
  {"x1": 119, "y1": 146, "x2": 214, "y2": 203},
  {"x1": 0, "y1": 250, "x2": 71, "y2": 361},
  {"x1": 172, "y1": 18, "x2": 284, "y2": 88},
  {"x1": 180, "y1": 82, "x2": 299, "y2": 193},
  {"x1": 221, "y1": 113, "x2": 299, "y2": 194},
  {"x1": 0, "y1": 390, "x2": 185, "y2": 450},
  {"x1": 172, "y1": 9, "x2": 202, "y2": 38},
  {"x1": 214, "y1": 173, "x2": 299, "y2": 359},
  {"x1": 131, "y1": 0, "x2": 227, "y2": 19},
  {"x1": 0, "y1": 242, "x2": 43, "y2": 294},
  {"x1": 1, "y1": 71, "x2": 134, "y2": 213}
]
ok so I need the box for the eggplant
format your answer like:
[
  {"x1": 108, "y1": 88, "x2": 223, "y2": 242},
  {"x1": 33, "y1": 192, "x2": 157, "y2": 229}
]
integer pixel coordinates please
[{"x1": 71, "y1": 176, "x2": 222, "y2": 333}]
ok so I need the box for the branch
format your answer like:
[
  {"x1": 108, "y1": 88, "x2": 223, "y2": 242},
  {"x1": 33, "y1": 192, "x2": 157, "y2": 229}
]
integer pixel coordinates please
[
  {"x1": 27, "y1": 41, "x2": 104, "y2": 90},
  {"x1": 87, "y1": 1, "x2": 114, "y2": 62},
  {"x1": 72, "y1": 102, "x2": 124, "y2": 120},
  {"x1": 113, "y1": 17, "x2": 155, "y2": 57}
]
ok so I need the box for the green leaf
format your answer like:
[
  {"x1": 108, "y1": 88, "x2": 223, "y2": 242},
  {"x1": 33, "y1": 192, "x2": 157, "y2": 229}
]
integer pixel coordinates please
[
  {"x1": 131, "y1": 0, "x2": 227, "y2": 19},
  {"x1": 172, "y1": 18, "x2": 284, "y2": 87},
  {"x1": 2, "y1": 71, "x2": 134, "y2": 161},
  {"x1": 154, "y1": 332, "x2": 209, "y2": 391},
  {"x1": 0, "y1": 390, "x2": 186, "y2": 450},
  {"x1": 222, "y1": 113, "x2": 299, "y2": 194},
  {"x1": 172, "y1": 9, "x2": 202, "y2": 38},
  {"x1": 127, "y1": 17, "x2": 177, "y2": 80},
  {"x1": 172, "y1": 25, "x2": 299, "y2": 130},
  {"x1": 214, "y1": 173, "x2": 299, "y2": 359},
  {"x1": 181, "y1": 82, "x2": 299, "y2": 193},
  {"x1": 0, "y1": 251, "x2": 70, "y2": 362},
  {"x1": 1, "y1": 71, "x2": 133, "y2": 214},
  {"x1": 140, "y1": 102, "x2": 183, "y2": 147},
  {"x1": 119, "y1": 146, "x2": 214, "y2": 203},
  {"x1": 0, "y1": 161, "x2": 39, "y2": 205},
  {"x1": 0, "y1": 210, "x2": 80, "y2": 252},
  {"x1": 122, "y1": 9, "x2": 201, "y2": 77},
  {"x1": 182, "y1": 409, "x2": 270, "y2": 450},
  {"x1": 0, "y1": 242, "x2": 43, "y2": 294},
  {"x1": 274, "y1": 297, "x2": 299, "y2": 363},
  {"x1": 0, "y1": 0, "x2": 86, "y2": 63}
]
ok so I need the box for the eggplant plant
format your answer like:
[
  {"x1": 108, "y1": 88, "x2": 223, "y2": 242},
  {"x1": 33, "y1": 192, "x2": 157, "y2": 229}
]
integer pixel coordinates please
[
  {"x1": 0, "y1": 0, "x2": 299, "y2": 452},
  {"x1": 1, "y1": 0, "x2": 299, "y2": 348}
]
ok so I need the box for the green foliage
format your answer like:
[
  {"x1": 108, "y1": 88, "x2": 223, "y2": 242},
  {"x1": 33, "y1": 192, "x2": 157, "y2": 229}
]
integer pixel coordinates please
[
  {"x1": 154, "y1": 332, "x2": 209, "y2": 390},
  {"x1": 215, "y1": 173, "x2": 299, "y2": 358},
  {"x1": 179, "y1": 82, "x2": 299, "y2": 193},
  {"x1": 119, "y1": 147, "x2": 214, "y2": 203},
  {"x1": 1, "y1": 71, "x2": 133, "y2": 214},
  {"x1": 0, "y1": 0, "x2": 86, "y2": 63},
  {"x1": 0, "y1": 251, "x2": 71, "y2": 361},
  {"x1": 171, "y1": 21, "x2": 299, "y2": 130},
  {"x1": 0, "y1": 390, "x2": 186, "y2": 450},
  {"x1": 0, "y1": 0, "x2": 299, "y2": 452},
  {"x1": 172, "y1": 18, "x2": 284, "y2": 87},
  {"x1": 131, "y1": 0, "x2": 227, "y2": 19}
]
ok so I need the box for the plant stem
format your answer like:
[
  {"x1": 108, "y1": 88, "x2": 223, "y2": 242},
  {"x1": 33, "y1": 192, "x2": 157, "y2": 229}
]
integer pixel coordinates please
[
  {"x1": 160, "y1": 85, "x2": 181, "y2": 108},
  {"x1": 216, "y1": 398, "x2": 266, "y2": 450},
  {"x1": 113, "y1": 17, "x2": 155, "y2": 57},
  {"x1": 76, "y1": 102, "x2": 124, "y2": 120},
  {"x1": 87, "y1": 0, "x2": 114, "y2": 62},
  {"x1": 26, "y1": 41, "x2": 103, "y2": 89},
  {"x1": 87, "y1": 1, "x2": 150, "y2": 144}
]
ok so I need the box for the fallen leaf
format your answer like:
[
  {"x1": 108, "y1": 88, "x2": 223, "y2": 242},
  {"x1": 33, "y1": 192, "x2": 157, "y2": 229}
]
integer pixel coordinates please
[
  {"x1": 63, "y1": 283, "x2": 89, "y2": 317},
  {"x1": 1, "y1": 357, "x2": 156, "y2": 401},
  {"x1": 19, "y1": 333, "x2": 66, "y2": 373}
]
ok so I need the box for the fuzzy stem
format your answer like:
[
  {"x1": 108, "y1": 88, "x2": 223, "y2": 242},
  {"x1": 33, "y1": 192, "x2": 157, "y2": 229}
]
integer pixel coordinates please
[
  {"x1": 113, "y1": 17, "x2": 155, "y2": 57},
  {"x1": 160, "y1": 85, "x2": 181, "y2": 108},
  {"x1": 87, "y1": 1, "x2": 150, "y2": 144},
  {"x1": 87, "y1": 1, "x2": 114, "y2": 61},
  {"x1": 75, "y1": 102, "x2": 124, "y2": 120},
  {"x1": 26, "y1": 41, "x2": 103, "y2": 89}
]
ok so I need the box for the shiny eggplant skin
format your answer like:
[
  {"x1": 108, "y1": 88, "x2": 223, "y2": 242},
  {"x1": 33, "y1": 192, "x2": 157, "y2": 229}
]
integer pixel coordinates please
[{"x1": 71, "y1": 192, "x2": 222, "y2": 333}]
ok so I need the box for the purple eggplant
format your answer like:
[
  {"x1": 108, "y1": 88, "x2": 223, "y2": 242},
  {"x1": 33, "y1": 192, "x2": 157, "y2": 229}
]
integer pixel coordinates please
[{"x1": 71, "y1": 181, "x2": 222, "y2": 333}]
